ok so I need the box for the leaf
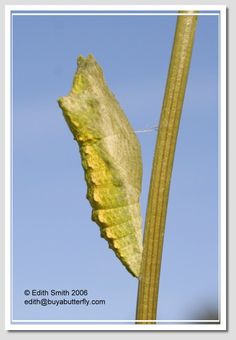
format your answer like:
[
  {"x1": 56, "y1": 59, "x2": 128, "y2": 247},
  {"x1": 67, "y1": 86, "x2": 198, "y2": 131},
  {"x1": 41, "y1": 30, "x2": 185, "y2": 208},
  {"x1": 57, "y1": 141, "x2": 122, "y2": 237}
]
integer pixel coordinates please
[{"x1": 58, "y1": 54, "x2": 143, "y2": 277}]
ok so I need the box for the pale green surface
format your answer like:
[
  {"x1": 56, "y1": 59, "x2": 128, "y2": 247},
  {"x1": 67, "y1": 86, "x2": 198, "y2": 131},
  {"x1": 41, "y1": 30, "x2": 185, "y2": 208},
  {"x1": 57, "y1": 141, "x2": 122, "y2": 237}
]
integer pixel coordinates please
[{"x1": 58, "y1": 55, "x2": 143, "y2": 277}]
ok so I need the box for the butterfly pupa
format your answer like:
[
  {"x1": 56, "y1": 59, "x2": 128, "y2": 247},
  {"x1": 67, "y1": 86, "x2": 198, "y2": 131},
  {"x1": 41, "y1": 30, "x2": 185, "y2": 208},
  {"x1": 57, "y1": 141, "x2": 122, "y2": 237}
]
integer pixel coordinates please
[{"x1": 58, "y1": 54, "x2": 143, "y2": 277}]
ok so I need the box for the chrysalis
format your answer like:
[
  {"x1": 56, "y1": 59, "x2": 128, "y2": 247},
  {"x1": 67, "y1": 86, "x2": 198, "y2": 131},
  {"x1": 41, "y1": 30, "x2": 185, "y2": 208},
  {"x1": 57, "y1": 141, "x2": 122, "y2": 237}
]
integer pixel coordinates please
[{"x1": 58, "y1": 54, "x2": 143, "y2": 277}]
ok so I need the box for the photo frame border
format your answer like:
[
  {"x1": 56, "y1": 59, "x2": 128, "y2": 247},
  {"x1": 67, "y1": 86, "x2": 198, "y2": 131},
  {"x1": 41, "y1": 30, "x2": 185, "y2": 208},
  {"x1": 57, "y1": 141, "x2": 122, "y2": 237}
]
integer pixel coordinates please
[{"x1": 4, "y1": 4, "x2": 227, "y2": 331}]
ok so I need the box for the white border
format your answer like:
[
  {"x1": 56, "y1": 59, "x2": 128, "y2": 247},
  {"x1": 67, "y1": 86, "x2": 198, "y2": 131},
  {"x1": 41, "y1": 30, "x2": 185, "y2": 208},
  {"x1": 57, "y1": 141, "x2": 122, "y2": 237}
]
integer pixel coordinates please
[
  {"x1": 5, "y1": 4, "x2": 227, "y2": 331},
  {"x1": 219, "y1": 5, "x2": 227, "y2": 331},
  {"x1": 5, "y1": 3, "x2": 11, "y2": 333},
  {"x1": 4, "y1": 4, "x2": 227, "y2": 11}
]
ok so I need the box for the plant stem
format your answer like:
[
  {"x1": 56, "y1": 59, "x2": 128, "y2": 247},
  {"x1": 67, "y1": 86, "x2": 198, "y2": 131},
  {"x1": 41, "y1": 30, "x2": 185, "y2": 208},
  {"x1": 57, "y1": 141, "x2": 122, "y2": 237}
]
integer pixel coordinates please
[{"x1": 136, "y1": 12, "x2": 198, "y2": 323}]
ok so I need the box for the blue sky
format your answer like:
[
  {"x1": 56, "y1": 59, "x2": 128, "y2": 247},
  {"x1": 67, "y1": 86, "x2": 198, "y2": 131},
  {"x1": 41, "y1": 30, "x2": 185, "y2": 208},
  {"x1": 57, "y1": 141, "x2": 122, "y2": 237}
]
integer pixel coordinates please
[{"x1": 12, "y1": 12, "x2": 219, "y2": 322}]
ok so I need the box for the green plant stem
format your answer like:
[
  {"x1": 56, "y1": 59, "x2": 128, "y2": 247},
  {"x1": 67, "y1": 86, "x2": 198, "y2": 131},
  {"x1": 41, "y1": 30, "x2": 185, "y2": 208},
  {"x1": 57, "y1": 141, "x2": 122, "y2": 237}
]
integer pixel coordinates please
[{"x1": 136, "y1": 12, "x2": 198, "y2": 323}]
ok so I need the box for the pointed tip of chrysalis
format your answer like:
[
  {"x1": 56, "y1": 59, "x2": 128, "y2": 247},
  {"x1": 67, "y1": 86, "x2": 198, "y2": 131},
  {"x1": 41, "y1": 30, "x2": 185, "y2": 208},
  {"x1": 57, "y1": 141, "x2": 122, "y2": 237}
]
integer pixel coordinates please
[
  {"x1": 87, "y1": 53, "x2": 96, "y2": 61},
  {"x1": 77, "y1": 55, "x2": 85, "y2": 66},
  {"x1": 77, "y1": 54, "x2": 96, "y2": 67},
  {"x1": 76, "y1": 54, "x2": 103, "y2": 76}
]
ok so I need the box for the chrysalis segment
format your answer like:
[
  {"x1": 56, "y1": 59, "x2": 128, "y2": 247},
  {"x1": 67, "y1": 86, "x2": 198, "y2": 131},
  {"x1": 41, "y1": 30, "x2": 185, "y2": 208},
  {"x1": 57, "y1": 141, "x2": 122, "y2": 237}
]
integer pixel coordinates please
[{"x1": 58, "y1": 54, "x2": 143, "y2": 277}]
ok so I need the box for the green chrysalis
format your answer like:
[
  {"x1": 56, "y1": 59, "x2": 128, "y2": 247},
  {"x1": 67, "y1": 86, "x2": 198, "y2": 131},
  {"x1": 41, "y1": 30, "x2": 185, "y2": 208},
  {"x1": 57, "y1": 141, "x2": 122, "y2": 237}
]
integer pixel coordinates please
[{"x1": 58, "y1": 54, "x2": 143, "y2": 277}]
